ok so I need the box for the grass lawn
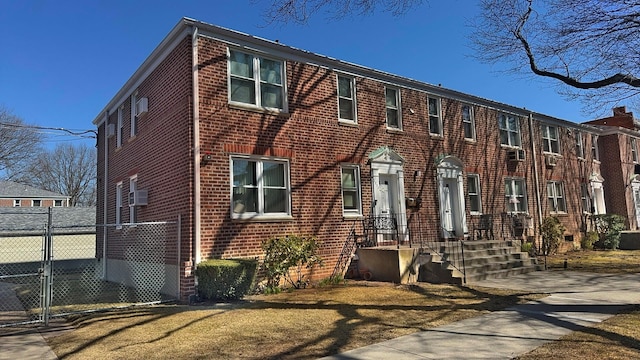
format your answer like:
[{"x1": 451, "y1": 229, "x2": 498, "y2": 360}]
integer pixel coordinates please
[
  {"x1": 45, "y1": 249, "x2": 640, "y2": 359},
  {"x1": 47, "y1": 283, "x2": 542, "y2": 359}
]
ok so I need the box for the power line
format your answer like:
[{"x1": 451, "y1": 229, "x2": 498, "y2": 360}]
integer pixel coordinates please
[{"x1": 0, "y1": 122, "x2": 96, "y2": 138}]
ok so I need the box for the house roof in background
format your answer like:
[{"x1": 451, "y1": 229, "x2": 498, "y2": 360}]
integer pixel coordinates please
[
  {"x1": 0, "y1": 207, "x2": 95, "y2": 234},
  {"x1": 0, "y1": 180, "x2": 69, "y2": 199}
]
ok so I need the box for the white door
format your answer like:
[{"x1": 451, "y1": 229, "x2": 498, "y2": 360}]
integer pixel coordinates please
[
  {"x1": 634, "y1": 186, "x2": 640, "y2": 229},
  {"x1": 377, "y1": 175, "x2": 396, "y2": 216},
  {"x1": 442, "y1": 183, "x2": 454, "y2": 233}
]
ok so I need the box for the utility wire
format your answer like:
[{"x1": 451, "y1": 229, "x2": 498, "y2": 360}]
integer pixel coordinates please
[{"x1": 0, "y1": 122, "x2": 96, "y2": 138}]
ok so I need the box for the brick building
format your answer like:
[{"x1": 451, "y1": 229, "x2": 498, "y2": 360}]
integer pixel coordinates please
[
  {"x1": 93, "y1": 18, "x2": 617, "y2": 299},
  {"x1": 0, "y1": 180, "x2": 70, "y2": 208}
]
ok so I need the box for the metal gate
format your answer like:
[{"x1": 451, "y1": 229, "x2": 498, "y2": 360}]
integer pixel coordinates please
[{"x1": 0, "y1": 208, "x2": 179, "y2": 328}]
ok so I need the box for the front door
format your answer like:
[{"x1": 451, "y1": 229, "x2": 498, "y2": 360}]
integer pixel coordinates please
[
  {"x1": 437, "y1": 157, "x2": 468, "y2": 239},
  {"x1": 633, "y1": 183, "x2": 640, "y2": 229},
  {"x1": 377, "y1": 174, "x2": 396, "y2": 216}
]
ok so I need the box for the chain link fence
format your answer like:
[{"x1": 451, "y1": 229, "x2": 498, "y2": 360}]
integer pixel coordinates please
[{"x1": 0, "y1": 209, "x2": 179, "y2": 328}]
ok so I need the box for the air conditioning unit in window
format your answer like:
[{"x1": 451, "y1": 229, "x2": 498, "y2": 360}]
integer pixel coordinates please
[
  {"x1": 135, "y1": 97, "x2": 148, "y2": 117},
  {"x1": 507, "y1": 149, "x2": 526, "y2": 162},
  {"x1": 106, "y1": 124, "x2": 115, "y2": 138},
  {"x1": 128, "y1": 189, "x2": 148, "y2": 206},
  {"x1": 545, "y1": 154, "x2": 558, "y2": 167}
]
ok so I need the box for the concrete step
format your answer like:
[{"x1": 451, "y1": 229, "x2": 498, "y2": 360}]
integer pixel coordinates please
[{"x1": 461, "y1": 265, "x2": 541, "y2": 283}]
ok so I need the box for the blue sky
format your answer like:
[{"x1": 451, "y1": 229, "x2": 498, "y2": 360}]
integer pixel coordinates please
[{"x1": 1, "y1": 0, "x2": 590, "y2": 149}]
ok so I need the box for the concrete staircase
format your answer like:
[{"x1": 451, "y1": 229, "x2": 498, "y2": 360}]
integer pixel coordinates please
[{"x1": 418, "y1": 240, "x2": 542, "y2": 285}]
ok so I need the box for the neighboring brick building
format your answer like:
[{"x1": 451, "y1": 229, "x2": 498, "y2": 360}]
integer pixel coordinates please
[
  {"x1": 0, "y1": 180, "x2": 70, "y2": 208},
  {"x1": 93, "y1": 18, "x2": 617, "y2": 299},
  {"x1": 585, "y1": 107, "x2": 640, "y2": 230}
]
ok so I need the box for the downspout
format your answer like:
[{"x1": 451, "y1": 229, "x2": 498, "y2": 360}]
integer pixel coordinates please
[
  {"x1": 192, "y1": 26, "x2": 201, "y2": 265},
  {"x1": 102, "y1": 111, "x2": 109, "y2": 278},
  {"x1": 528, "y1": 113, "x2": 543, "y2": 244}
]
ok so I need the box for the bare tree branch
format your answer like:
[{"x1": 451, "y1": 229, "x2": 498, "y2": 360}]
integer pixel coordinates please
[{"x1": 0, "y1": 106, "x2": 42, "y2": 175}]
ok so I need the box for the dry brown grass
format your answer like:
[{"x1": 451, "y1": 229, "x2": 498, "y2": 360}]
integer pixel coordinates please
[
  {"x1": 47, "y1": 282, "x2": 542, "y2": 359},
  {"x1": 542, "y1": 249, "x2": 640, "y2": 273}
]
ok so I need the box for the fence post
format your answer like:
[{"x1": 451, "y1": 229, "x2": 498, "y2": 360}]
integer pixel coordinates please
[{"x1": 40, "y1": 208, "x2": 53, "y2": 326}]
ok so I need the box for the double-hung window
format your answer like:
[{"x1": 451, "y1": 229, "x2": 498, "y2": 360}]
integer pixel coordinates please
[
  {"x1": 130, "y1": 92, "x2": 138, "y2": 137},
  {"x1": 116, "y1": 182, "x2": 123, "y2": 227},
  {"x1": 505, "y1": 178, "x2": 527, "y2": 213},
  {"x1": 32, "y1": 199, "x2": 41, "y2": 207},
  {"x1": 341, "y1": 165, "x2": 362, "y2": 216},
  {"x1": 117, "y1": 106, "x2": 123, "y2": 147},
  {"x1": 462, "y1": 104, "x2": 476, "y2": 140},
  {"x1": 129, "y1": 176, "x2": 138, "y2": 224},
  {"x1": 547, "y1": 181, "x2": 566, "y2": 213},
  {"x1": 542, "y1": 124, "x2": 560, "y2": 154},
  {"x1": 232, "y1": 156, "x2": 290, "y2": 218},
  {"x1": 467, "y1": 174, "x2": 482, "y2": 214},
  {"x1": 338, "y1": 75, "x2": 356, "y2": 122},
  {"x1": 385, "y1": 87, "x2": 401, "y2": 129},
  {"x1": 498, "y1": 113, "x2": 521, "y2": 147},
  {"x1": 581, "y1": 184, "x2": 591, "y2": 214},
  {"x1": 632, "y1": 138, "x2": 638, "y2": 163},
  {"x1": 428, "y1": 97, "x2": 442, "y2": 136},
  {"x1": 229, "y1": 49, "x2": 285, "y2": 111},
  {"x1": 13, "y1": 199, "x2": 20, "y2": 207},
  {"x1": 54, "y1": 200, "x2": 63, "y2": 207},
  {"x1": 592, "y1": 134, "x2": 600, "y2": 161},
  {"x1": 575, "y1": 131, "x2": 584, "y2": 158}
]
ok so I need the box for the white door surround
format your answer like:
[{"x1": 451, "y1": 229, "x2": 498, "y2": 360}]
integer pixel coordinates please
[
  {"x1": 368, "y1": 147, "x2": 407, "y2": 241},
  {"x1": 436, "y1": 156, "x2": 468, "y2": 239},
  {"x1": 589, "y1": 172, "x2": 606, "y2": 215}
]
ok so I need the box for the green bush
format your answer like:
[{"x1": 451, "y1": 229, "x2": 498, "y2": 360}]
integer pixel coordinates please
[
  {"x1": 261, "y1": 235, "x2": 323, "y2": 291},
  {"x1": 581, "y1": 231, "x2": 598, "y2": 250},
  {"x1": 521, "y1": 242, "x2": 533, "y2": 255},
  {"x1": 540, "y1": 216, "x2": 566, "y2": 255},
  {"x1": 195, "y1": 258, "x2": 257, "y2": 300},
  {"x1": 317, "y1": 275, "x2": 346, "y2": 287},
  {"x1": 592, "y1": 214, "x2": 625, "y2": 250}
]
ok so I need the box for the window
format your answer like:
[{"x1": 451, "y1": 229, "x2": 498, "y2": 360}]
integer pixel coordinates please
[
  {"x1": 32, "y1": 199, "x2": 41, "y2": 207},
  {"x1": 385, "y1": 87, "x2": 401, "y2": 129},
  {"x1": 13, "y1": 199, "x2": 20, "y2": 207},
  {"x1": 116, "y1": 182, "x2": 123, "y2": 227},
  {"x1": 467, "y1": 174, "x2": 482, "y2": 214},
  {"x1": 130, "y1": 92, "x2": 138, "y2": 137},
  {"x1": 632, "y1": 138, "x2": 638, "y2": 163},
  {"x1": 428, "y1": 97, "x2": 442, "y2": 136},
  {"x1": 462, "y1": 104, "x2": 475, "y2": 140},
  {"x1": 117, "y1": 105, "x2": 123, "y2": 148},
  {"x1": 575, "y1": 131, "x2": 584, "y2": 158},
  {"x1": 231, "y1": 156, "x2": 290, "y2": 218},
  {"x1": 542, "y1": 124, "x2": 560, "y2": 153},
  {"x1": 337, "y1": 75, "x2": 356, "y2": 122},
  {"x1": 54, "y1": 200, "x2": 63, "y2": 207},
  {"x1": 341, "y1": 165, "x2": 362, "y2": 216},
  {"x1": 581, "y1": 184, "x2": 591, "y2": 213},
  {"x1": 547, "y1": 181, "x2": 566, "y2": 213},
  {"x1": 229, "y1": 49, "x2": 285, "y2": 110},
  {"x1": 505, "y1": 178, "x2": 527, "y2": 213},
  {"x1": 498, "y1": 113, "x2": 521, "y2": 147},
  {"x1": 592, "y1": 134, "x2": 600, "y2": 161},
  {"x1": 129, "y1": 176, "x2": 137, "y2": 224}
]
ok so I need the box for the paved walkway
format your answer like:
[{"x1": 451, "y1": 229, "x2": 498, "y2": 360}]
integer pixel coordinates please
[
  {"x1": 1, "y1": 271, "x2": 639, "y2": 359},
  {"x1": 323, "y1": 271, "x2": 640, "y2": 359}
]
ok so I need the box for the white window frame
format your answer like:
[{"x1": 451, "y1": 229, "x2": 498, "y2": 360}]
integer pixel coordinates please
[
  {"x1": 385, "y1": 87, "x2": 401, "y2": 130},
  {"x1": 462, "y1": 104, "x2": 476, "y2": 140},
  {"x1": 547, "y1": 181, "x2": 567, "y2": 213},
  {"x1": 228, "y1": 49, "x2": 287, "y2": 112},
  {"x1": 542, "y1": 124, "x2": 560, "y2": 154},
  {"x1": 230, "y1": 155, "x2": 291, "y2": 220},
  {"x1": 581, "y1": 184, "x2": 591, "y2": 214},
  {"x1": 130, "y1": 92, "x2": 138, "y2": 137},
  {"x1": 341, "y1": 165, "x2": 362, "y2": 217},
  {"x1": 467, "y1": 174, "x2": 482, "y2": 214},
  {"x1": 129, "y1": 175, "x2": 137, "y2": 224},
  {"x1": 505, "y1": 178, "x2": 527, "y2": 213},
  {"x1": 575, "y1": 131, "x2": 584, "y2": 159},
  {"x1": 632, "y1": 138, "x2": 638, "y2": 163},
  {"x1": 13, "y1": 199, "x2": 20, "y2": 207},
  {"x1": 592, "y1": 134, "x2": 600, "y2": 161},
  {"x1": 498, "y1": 113, "x2": 522, "y2": 148},
  {"x1": 53, "y1": 199, "x2": 63, "y2": 207},
  {"x1": 337, "y1": 75, "x2": 357, "y2": 123},
  {"x1": 428, "y1": 96, "x2": 442, "y2": 136},
  {"x1": 117, "y1": 105, "x2": 123, "y2": 148},
  {"x1": 32, "y1": 199, "x2": 41, "y2": 207},
  {"x1": 116, "y1": 182, "x2": 123, "y2": 228}
]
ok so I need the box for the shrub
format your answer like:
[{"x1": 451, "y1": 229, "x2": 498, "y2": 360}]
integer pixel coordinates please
[
  {"x1": 261, "y1": 235, "x2": 323, "y2": 291},
  {"x1": 195, "y1": 258, "x2": 257, "y2": 300},
  {"x1": 592, "y1": 214, "x2": 625, "y2": 250},
  {"x1": 581, "y1": 231, "x2": 598, "y2": 250},
  {"x1": 317, "y1": 275, "x2": 346, "y2": 287},
  {"x1": 521, "y1": 242, "x2": 533, "y2": 255},
  {"x1": 540, "y1": 216, "x2": 565, "y2": 255}
]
